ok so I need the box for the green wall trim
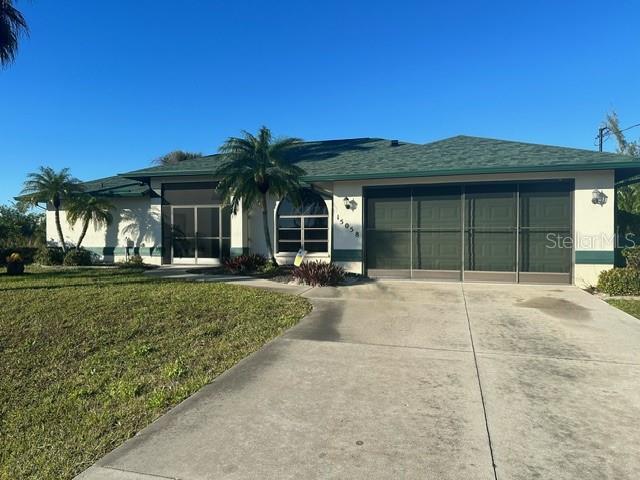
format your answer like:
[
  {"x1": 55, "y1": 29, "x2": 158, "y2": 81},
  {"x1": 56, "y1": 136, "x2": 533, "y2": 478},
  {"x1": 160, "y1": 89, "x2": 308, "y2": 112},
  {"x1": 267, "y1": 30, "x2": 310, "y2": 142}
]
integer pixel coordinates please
[
  {"x1": 230, "y1": 247, "x2": 249, "y2": 257},
  {"x1": 84, "y1": 246, "x2": 163, "y2": 257},
  {"x1": 575, "y1": 250, "x2": 614, "y2": 265},
  {"x1": 332, "y1": 249, "x2": 362, "y2": 262}
]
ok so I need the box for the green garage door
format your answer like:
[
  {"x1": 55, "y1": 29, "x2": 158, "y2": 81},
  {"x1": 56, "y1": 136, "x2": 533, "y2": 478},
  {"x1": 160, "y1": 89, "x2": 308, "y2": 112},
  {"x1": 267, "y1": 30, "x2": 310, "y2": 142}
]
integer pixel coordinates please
[
  {"x1": 518, "y1": 183, "x2": 572, "y2": 283},
  {"x1": 365, "y1": 181, "x2": 572, "y2": 283},
  {"x1": 412, "y1": 185, "x2": 462, "y2": 280},
  {"x1": 365, "y1": 187, "x2": 412, "y2": 277},
  {"x1": 464, "y1": 184, "x2": 517, "y2": 282}
]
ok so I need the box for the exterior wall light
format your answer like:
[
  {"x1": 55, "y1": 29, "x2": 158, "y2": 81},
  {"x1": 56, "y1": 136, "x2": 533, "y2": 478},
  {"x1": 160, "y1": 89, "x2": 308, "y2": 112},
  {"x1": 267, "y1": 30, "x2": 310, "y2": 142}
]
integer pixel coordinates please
[
  {"x1": 592, "y1": 189, "x2": 608, "y2": 206},
  {"x1": 343, "y1": 197, "x2": 357, "y2": 210}
]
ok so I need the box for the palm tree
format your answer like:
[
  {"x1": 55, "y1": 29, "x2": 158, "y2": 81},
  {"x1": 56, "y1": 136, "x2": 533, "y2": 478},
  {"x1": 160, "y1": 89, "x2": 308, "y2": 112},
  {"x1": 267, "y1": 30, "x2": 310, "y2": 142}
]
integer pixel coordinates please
[
  {"x1": 153, "y1": 150, "x2": 202, "y2": 166},
  {"x1": 0, "y1": 0, "x2": 29, "y2": 68},
  {"x1": 215, "y1": 126, "x2": 304, "y2": 264},
  {"x1": 66, "y1": 195, "x2": 114, "y2": 248},
  {"x1": 21, "y1": 167, "x2": 82, "y2": 252}
]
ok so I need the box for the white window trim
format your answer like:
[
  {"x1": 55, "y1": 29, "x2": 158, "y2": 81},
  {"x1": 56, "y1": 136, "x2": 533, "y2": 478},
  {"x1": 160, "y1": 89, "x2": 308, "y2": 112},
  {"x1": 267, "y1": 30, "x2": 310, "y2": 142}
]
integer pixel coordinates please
[{"x1": 274, "y1": 198, "x2": 330, "y2": 255}]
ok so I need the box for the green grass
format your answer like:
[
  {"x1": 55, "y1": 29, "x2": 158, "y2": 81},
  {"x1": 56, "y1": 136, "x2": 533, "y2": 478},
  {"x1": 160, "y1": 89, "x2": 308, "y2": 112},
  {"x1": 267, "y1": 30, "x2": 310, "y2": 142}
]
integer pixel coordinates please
[
  {"x1": 0, "y1": 267, "x2": 311, "y2": 479},
  {"x1": 606, "y1": 298, "x2": 640, "y2": 319}
]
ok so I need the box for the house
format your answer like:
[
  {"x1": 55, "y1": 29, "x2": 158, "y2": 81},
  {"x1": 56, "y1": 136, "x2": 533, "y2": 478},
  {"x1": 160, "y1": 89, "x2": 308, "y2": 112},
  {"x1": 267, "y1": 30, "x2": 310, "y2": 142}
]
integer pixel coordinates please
[{"x1": 46, "y1": 135, "x2": 640, "y2": 286}]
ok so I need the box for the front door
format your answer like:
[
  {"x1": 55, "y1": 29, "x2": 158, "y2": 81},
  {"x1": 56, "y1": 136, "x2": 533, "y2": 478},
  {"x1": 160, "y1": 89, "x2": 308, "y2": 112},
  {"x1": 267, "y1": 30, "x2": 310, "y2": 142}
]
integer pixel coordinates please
[{"x1": 171, "y1": 206, "x2": 226, "y2": 264}]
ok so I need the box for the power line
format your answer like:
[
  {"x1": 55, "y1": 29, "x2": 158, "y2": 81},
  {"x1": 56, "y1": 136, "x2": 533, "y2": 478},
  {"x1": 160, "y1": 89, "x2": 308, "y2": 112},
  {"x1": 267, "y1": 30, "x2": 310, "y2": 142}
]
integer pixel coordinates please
[{"x1": 620, "y1": 122, "x2": 640, "y2": 133}]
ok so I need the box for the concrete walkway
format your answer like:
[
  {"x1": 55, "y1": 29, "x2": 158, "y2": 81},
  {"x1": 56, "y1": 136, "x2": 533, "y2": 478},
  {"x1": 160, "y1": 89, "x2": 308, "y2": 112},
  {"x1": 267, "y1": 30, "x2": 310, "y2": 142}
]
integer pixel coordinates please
[{"x1": 78, "y1": 279, "x2": 640, "y2": 480}]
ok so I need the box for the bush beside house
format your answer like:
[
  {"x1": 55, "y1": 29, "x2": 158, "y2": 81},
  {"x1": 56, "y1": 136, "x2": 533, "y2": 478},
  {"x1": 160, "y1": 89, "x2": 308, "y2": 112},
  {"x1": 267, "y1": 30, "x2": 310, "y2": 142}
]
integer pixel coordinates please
[
  {"x1": 292, "y1": 261, "x2": 345, "y2": 287},
  {"x1": 35, "y1": 246, "x2": 65, "y2": 265},
  {"x1": 62, "y1": 248, "x2": 94, "y2": 266},
  {"x1": 598, "y1": 246, "x2": 640, "y2": 295},
  {"x1": 223, "y1": 254, "x2": 268, "y2": 274}
]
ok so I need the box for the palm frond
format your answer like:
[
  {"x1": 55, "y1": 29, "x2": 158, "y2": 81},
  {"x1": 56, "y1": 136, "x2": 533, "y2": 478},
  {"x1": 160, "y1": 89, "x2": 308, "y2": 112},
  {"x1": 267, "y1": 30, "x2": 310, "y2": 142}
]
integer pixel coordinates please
[
  {"x1": 21, "y1": 166, "x2": 83, "y2": 206},
  {"x1": 152, "y1": 150, "x2": 202, "y2": 166},
  {"x1": 0, "y1": 0, "x2": 29, "y2": 67},
  {"x1": 66, "y1": 194, "x2": 114, "y2": 229},
  {"x1": 215, "y1": 126, "x2": 305, "y2": 215}
]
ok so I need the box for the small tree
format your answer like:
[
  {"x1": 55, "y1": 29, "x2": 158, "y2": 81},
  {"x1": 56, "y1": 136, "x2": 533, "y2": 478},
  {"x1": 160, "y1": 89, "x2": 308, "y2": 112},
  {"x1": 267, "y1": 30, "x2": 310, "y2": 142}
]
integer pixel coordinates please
[
  {"x1": 153, "y1": 150, "x2": 202, "y2": 166},
  {"x1": 66, "y1": 195, "x2": 114, "y2": 248},
  {"x1": 215, "y1": 126, "x2": 304, "y2": 264},
  {"x1": 21, "y1": 167, "x2": 82, "y2": 252},
  {"x1": 0, "y1": 203, "x2": 45, "y2": 247}
]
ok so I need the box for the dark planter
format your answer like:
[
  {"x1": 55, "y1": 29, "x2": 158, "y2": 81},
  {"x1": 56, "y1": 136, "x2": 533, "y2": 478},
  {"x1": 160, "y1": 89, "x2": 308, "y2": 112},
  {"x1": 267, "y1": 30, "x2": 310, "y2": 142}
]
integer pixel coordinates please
[{"x1": 6, "y1": 261, "x2": 25, "y2": 275}]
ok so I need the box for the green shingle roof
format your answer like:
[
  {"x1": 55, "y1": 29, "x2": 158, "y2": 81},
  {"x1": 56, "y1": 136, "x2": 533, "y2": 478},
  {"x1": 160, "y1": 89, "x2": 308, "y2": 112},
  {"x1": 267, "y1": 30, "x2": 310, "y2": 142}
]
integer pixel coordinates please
[
  {"x1": 13, "y1": 175, "x2": 149, "y2": 201},
  {"x1": 119, "y1": 135, "x2": 640, "y2": 183},
  {"x1": 82, "y1": 176, "x2": 149, "y2": 197}
]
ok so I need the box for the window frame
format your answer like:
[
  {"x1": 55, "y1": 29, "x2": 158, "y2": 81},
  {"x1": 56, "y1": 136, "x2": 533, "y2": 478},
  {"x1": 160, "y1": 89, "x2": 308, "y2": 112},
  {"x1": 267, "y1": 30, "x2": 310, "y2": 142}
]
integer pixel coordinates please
[{"x1": 276, "y1": 194, "x2": 329, "y2": 254}]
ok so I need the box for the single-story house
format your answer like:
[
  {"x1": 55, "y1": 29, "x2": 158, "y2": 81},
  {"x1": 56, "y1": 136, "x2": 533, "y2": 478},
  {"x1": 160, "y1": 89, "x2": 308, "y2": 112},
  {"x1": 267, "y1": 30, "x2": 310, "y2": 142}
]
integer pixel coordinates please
[{"x1": 46, "y1": 135, "x2": 640, "y2": 286}]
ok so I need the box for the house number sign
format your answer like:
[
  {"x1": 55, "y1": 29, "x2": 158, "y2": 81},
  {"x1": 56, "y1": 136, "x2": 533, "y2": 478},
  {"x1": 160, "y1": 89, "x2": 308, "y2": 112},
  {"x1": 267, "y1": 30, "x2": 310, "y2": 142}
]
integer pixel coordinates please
[{"x1": 336, "y1": 213, "x2": 360, "y2": 238}]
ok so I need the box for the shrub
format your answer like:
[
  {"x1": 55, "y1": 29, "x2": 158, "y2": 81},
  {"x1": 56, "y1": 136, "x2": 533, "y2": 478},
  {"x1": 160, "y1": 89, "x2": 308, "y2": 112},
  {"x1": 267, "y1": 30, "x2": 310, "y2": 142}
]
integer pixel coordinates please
[
  {"x1": 292, "y1": 261, "x2": 345, "y2": 286},
  {"x1": 223, "y1": 254, "x2": 267, "y2": 273},
  {"x1": 622, "y1": 246, "x2": 640, "y2": 269},
  {"x1": 6, "y1": 253, "x2": 25, "y2": 275},
  {"x1": 122, "y1": 254, "x2": 145, "y2": 267},
  {"x1": 597, "y1": 267, "x2": 640, "y2": 295},
  {"x1": 258, "y1": 261, "x2": 280, "y2": 275},
  {"x1": 63, "y1": 248, "x2": 94, "y2": 266},
  {"x1": 35, "y1": 246, "x2": 64, "y2": 266}
]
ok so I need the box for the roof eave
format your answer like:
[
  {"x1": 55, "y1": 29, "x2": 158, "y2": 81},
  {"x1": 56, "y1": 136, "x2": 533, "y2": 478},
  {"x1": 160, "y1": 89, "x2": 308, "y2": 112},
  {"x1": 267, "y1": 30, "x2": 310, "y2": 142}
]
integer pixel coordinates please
[
  {"x1": 86, "y1": 182, "x2": 148, "y2": 194},
  {"x1": 302, "y1": 162, "x2": 640, "y2": 182},
  {"x1": 119, "y1": 170, "x2": 218, "y2": 180}
]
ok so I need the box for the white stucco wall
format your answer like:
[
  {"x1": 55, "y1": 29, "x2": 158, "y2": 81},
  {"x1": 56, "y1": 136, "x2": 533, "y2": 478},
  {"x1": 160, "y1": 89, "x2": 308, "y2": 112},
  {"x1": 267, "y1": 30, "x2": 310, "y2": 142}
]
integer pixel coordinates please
[
  {"x1": 328, "y1": 169, "x2": 616, "y2": 284},
  {"x1": 332, "y1": 183, "x2": 364, "y2": 273},
  {"x1": 573, "y1": 170, "x2": 615, "y2": 287},
  {"x1": 47, "y1": 196, "x2": 162, "y2": 264}
]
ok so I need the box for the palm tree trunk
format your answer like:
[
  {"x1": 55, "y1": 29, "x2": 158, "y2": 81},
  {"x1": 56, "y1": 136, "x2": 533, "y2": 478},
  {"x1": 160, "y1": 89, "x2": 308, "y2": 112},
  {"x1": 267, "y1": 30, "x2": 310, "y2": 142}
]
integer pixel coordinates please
[
  {"x1": 261, "y1": 193, "x2": 277, "y2": 265},
  {"x1": 77, "y1": 220, "x2": 89, "y2": 248},
  {"x1": 54, "y1": 207, "x2": 67, "y2": 252}
]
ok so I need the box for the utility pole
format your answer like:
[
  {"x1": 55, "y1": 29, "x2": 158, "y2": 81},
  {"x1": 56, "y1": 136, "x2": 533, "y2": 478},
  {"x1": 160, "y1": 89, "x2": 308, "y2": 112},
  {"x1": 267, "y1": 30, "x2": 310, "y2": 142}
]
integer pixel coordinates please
[
  {"x1": 596, "y1": 121, "x2": 640, "y2": 152},
  {"x1": 598, "y1": 126, "x2": 609, "y2": 152}
]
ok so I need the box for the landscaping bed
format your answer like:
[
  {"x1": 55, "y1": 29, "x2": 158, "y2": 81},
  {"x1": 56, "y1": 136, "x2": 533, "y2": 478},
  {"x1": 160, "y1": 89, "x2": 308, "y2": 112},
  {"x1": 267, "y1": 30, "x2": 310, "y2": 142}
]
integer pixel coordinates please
[
  {"x1": 185, "y1": 256, "x2": 364, "y2": 287},
  {"x1": 186, "y1": 264, "x2": 296, "y2": 283},
  {"x1": 0, "y1": 267, "x2": 311, "y2": 479}
]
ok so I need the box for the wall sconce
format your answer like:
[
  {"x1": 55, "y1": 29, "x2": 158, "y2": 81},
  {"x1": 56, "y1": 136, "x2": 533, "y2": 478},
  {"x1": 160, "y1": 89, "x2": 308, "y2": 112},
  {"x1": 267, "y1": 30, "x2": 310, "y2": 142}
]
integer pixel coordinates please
[
  {"x1": 343, "y1": 197, "x2": 357, "y2": 210},
  {"x1": 592, "y1": 189, "x2": 608, "y2": 206}
]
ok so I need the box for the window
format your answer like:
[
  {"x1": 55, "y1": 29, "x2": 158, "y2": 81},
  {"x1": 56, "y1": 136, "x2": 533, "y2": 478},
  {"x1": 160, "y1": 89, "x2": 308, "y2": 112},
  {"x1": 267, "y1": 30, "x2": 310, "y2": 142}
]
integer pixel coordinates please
[{"x1": 277, "y1": 190, "x2": 329, "y2": 253}]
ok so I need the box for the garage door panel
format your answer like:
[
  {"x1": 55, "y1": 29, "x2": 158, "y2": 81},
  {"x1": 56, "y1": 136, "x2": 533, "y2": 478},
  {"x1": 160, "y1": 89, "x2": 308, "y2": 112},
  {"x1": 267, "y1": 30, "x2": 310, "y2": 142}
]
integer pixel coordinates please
[
  {"x1": 413, "y1": 231, "x2": 462, "y2": 270},
  {"x1": 519, "y1": 231, "x2": 572, "y2": 273},
  {"x1": 366, "y1": 231, "x2": 411, "y2": 270},
  {"x1": 465, "y1": 231, "x2": 516, "y2": 272}
]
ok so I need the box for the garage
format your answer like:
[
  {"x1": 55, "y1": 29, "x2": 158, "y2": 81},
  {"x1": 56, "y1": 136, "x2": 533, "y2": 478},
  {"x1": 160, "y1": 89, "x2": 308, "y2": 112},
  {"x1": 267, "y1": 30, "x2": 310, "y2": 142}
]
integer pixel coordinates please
[{"x1": 364, "y1": 180, "x2": 573, "y2": 283}]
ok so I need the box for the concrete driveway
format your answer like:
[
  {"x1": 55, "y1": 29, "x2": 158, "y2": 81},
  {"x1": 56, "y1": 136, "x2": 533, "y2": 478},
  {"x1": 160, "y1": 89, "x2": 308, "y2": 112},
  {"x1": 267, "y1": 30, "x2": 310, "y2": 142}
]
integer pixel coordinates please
[{"x1": 78, "y1": 281, "x2": 640, "y2": 480}]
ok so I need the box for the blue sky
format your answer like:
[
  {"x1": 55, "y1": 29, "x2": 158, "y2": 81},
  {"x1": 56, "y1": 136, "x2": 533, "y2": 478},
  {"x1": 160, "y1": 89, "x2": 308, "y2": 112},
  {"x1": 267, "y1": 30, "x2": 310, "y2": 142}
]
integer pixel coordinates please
[{"x1": 1, "y1": 0, "x2": 639, "y2": 204}]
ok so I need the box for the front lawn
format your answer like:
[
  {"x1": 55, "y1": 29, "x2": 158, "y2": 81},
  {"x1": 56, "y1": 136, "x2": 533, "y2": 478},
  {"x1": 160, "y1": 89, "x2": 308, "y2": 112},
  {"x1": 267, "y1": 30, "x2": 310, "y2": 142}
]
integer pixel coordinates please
[
  {"x1": 606, "y1": 298, "x2": 640, "y2": 319},
  {"x1": 0, "y1": 267, "x2": 311, "y2": 479}
]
